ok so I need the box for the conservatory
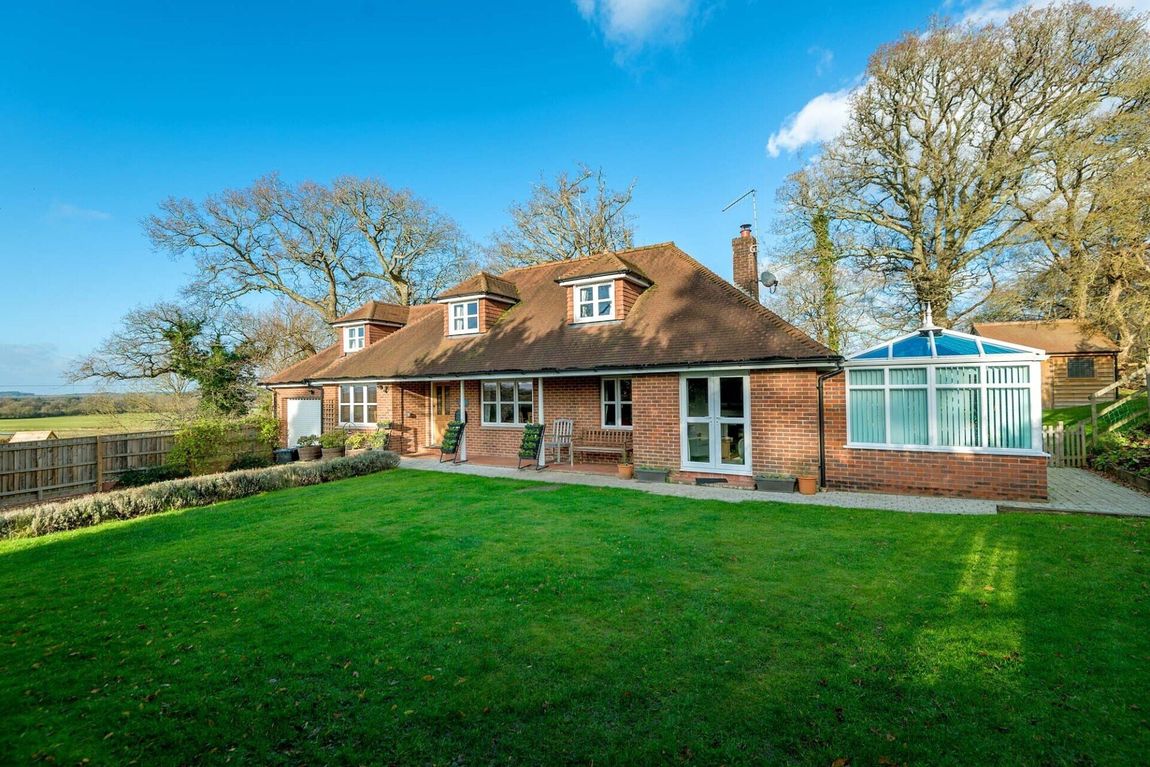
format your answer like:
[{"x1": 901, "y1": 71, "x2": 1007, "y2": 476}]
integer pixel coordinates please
[{"x1": 844, "y1": 322, "x2": 1047, "y2": 455}]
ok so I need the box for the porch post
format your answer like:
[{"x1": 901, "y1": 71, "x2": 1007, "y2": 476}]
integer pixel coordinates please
[
  {"x1": 538, "y1": 377, "x2": 546, "y2": 468},
  {"x1": 459, "y1": 379, "x2": 467, "y2": 462}
]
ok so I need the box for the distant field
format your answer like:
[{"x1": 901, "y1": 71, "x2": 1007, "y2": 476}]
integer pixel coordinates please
[{"x1": 0, "y1": 413, "x2": 167, "y2": 437}]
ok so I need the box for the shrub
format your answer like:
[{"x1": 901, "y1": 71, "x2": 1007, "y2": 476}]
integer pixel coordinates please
[
  {"x1": 169, "y1": 416, "x2": 278, "y2": 475},
  {"x1": 1090, "y1": 423, "x2": 1150, "y2": 478},
  {"x1": 297, "y1": 434, "x2": 319, "y2": 447},
  {"x1": 227, "y1": 453, "x2": 272, "y2": 471},
  {"x1": 346, "y1": 432, "x2": 370, "y2": 449},
  {"x1": 319, "y1": 430, "x2": 348, "y2": 449},
  {"x1": 116, "y1": 464, "x2": 193, "y2": 488},
  {"x1": 368, "y1": 429, "x2": 391, "y2": 449},
  {"x1": 0, "y1": 451, "x2": 401, "y2": 541}
]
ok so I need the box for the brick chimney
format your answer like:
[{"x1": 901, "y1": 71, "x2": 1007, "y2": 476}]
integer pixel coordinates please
[{"x1": 732, "y1": 223, "x2": 759, "y2": 303}]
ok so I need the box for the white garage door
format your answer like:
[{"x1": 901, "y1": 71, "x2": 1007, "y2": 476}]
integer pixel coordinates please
[{"x1": 286, "y1": 399, "x2": 322, "y2": 447}]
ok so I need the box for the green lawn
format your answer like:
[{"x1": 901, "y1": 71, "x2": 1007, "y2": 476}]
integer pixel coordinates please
[
  {"x1": 0, "y1": 412, "x2": 166, "y2": 437},
  {"x1": 1043, "y1": 392, "x2": 1148, "y2": 431},
  {"x1": 2, "y1": 471, "x2": 1148, "y2": 765}
]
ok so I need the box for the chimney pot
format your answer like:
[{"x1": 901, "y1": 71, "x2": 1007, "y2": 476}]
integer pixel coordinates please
[{"x1": 739, "y1": 223, "x2": 752, "y2": 238}]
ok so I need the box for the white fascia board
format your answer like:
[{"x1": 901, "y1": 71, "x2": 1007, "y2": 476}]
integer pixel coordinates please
[{"x1": 556, "y1": 272, "x2": 652, "y2": 288}]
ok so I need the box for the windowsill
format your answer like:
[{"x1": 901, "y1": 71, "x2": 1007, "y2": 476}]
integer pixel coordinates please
[
  {"x1": 845, "y1": 443, "x2": 1046, "y2": 458},
  {"x1": 679, "y1": 464, "x2": 753, "y2": 477},
  {"x1": 571, "y1": 318, "x2": 620, "y2": 326},
  {"x1": 448, "y1": 331, "x2": 482, "y2": 338},
  {"x1": 600, "y1": 425, "x2": 634, "y2": 431},
  {"x1": 339, "y1": 422, "x2": 379, "y2": 430},
  {"x1": 479, "y1": 422, "x2": 529, "y2": 429}
]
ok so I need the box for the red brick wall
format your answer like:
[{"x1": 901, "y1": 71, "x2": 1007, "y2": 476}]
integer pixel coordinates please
[
  {"x1": 273, "y1": 386, "x2": 317, "y2": 446},
  {"x1": 389, "y1": 381, "x2": 430, "y2": 454},
  {"x1": 822, "y1": 374, "x2": 1048, "y2": 501},
  {"x1": 630, "y1": 371, "x2": 821, "y2": 488}
]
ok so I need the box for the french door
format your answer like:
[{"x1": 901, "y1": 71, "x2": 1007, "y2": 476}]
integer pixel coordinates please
[{"x1": 680, "y1": 374, "x2": 751, "y2": 473}]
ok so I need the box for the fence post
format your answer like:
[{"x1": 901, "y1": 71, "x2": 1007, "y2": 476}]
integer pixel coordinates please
[{"x1": 95, "y1": 435, "x2": 104, "y2": 492}]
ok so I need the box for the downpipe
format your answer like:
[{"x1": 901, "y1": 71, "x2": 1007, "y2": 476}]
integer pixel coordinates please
[{"x1": 817, "y1": 365, "x2": 845, "y2": 489}]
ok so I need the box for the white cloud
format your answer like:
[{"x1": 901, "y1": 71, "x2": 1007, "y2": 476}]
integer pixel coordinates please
[
  {"x1": 766, "y1": 87, "x2": 856, "y2": 157},
  {"x1": 956, "y1": 0, "x2": 1150, "y2": 26},
  {"x1": 46, "y1": 201, "x2": 111, "y2": 222},
  {"x1": 808, "y1": 46, "x2": 834, "y2": 76},
  {"x1": 574, "y1": 0, "x2": 699, "y2": 57}
]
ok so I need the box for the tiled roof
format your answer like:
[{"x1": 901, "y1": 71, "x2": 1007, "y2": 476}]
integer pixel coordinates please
[
  {"x1": 436, "y1": 272, "x2": 519, "y2": 302},
  {"x1": 557, "y1": 252, "x2": 649, "y2": 283},
  {"x1": 265, "y1": 243, "x2": 836, "y2": 384},
  {"x1": 331, "y1": 300, "x2": 410, "y2": 326},
  {"x1": 971, "y1": 320, "x2": 1119, "y2": 354}
]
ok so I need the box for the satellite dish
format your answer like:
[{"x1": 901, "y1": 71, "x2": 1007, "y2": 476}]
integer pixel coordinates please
[{"x1": 760, "y1": 269, "x2": 779, "y2": 293}]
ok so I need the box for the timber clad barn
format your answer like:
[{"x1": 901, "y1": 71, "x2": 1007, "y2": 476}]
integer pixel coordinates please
[
  {"x1": 265, "y1": 229, "x2": 1050, "y2": 501},
  {"x1": 971, "y1": 320, "x2": 1120, "y2": 409}
]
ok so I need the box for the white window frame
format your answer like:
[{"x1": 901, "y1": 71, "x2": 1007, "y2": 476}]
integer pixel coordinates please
[
  {"x1": 338, "y1": 384, "x2": 378, "y2": 427},
  {"x1": 343, "y1": 324, "x2": 365, "y2": 352},
  {"x1": 574, "y1": 281, "x2": 615, "y2": 323},
  {"x1": 678, "y1": 373, "x2": 752, "y2": 476},
  {"x1": 845, "y1": 361, "x2": 1043, "y2": 455},
  {"x1": 601, "y1": 377, "x2": 633, "y2": 429},
  {"x1": 449, "y1": 300, "x2": 480, "y2": 335},
  {"x1": 480, "y1": 379, "x2": 534, "y2": 427}
]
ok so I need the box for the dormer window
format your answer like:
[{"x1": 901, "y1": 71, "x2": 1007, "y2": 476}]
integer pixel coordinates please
[
  {"x1": 450, "y1": 300, "x2": 480, "y2": 335},
  {"x1": 575, "y1": 281, "x2": 615, "y2": 323},
  {"x1": 343, "y1": 325, "x2": 365, "y2": 352}
]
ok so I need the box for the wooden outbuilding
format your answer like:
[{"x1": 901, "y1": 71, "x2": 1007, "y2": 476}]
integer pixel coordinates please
[{"x1": 971, "y1": 320, "x2": 1119, "y2": 408}]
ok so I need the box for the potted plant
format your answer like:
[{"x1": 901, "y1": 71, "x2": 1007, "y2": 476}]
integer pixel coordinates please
[
  {"x1": 796, "y1": 463, "x2": 819, "y2": 496},
  {"x1": 319, "y1": 429, "x2": 348, "y2": 459},
  {"x1": 371, "y1": 421, "x2": 392, "y2": 451},
  {"x1": 617, "y1": 456, "x2": 634, "y2": 480},
  {"x1": 296, "y1": 435, "x2": 322, "y2": 461},
  {"x1": 634, "y1": 466, "x2": 669, "y2": 483},
  {"x1": 755, "y1": 473, "x2": 796, "y2": 493},
  {"x1": 345, "y1": 432, "x2": 369, "y2": 458}
]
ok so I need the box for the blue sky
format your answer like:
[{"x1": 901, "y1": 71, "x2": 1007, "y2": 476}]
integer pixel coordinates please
[{"x1": 0, "y1": 0, "x2": 1069, "y2": 393}]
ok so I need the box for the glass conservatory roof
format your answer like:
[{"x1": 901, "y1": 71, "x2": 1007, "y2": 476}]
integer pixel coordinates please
[{"x1": 848, "y1": 328, "x2": 1045, "y2": 364}]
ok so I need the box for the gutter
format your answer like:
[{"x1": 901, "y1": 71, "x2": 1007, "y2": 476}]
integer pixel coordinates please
[{"x1": 816, "y1": 364, "x2": 845, "y2": 489}]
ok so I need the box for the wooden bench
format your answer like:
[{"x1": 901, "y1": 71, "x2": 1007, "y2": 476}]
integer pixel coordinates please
[{"x1": 572, "y1": 429, "x2": 633, "y2": 463}]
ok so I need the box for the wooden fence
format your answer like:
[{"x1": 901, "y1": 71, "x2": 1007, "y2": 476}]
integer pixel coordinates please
[
  {"x1": 0, "y1": 426, "x2": 266, "y2": 508},
  {"x1": 1043, "y1": 421, "x2": 1088, "y2": 468}
]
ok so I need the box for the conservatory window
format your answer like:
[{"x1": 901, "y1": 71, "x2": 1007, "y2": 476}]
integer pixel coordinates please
[{"x1": 847, "y1": 364, "x2": 1035, "y2": 452}]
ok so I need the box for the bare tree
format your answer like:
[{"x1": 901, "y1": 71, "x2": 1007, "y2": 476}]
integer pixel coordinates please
[
  {"x1": 806, "y1": 4, "x2": 1149, "y2": 327},
  {"x1": 147, "y1": 174, "x2": 475, "y2": 320},
  {"x1": 487, "y1": 164, "x2": 636, "y2": 269},
  {"x1": 332, "y1": 177, "x2": 474, "y2": 305},
  {"x1": 241, "y1": 298, "x2": 337, "y2": 378}
]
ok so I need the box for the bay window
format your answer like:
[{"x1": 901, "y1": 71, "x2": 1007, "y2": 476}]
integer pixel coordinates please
[
  {"x1": 481, "y1": 379, "x2": 533, "y2": 426},
  {"x1": 339, "y1": 384, "x2": 377, "y2": 426}
]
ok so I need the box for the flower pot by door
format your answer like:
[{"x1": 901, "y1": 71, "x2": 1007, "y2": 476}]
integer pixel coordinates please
[
  {"x1": 797, "y1": 476, "x2": 818, "y2": 495},
  {"x1": 618, "y1": 464, "x2": 634, "y2": 480}
]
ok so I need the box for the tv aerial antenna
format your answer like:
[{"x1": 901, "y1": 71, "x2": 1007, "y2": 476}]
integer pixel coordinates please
[
  {"x1": 721, "y1": 188, "x2": 778, "y2": 293},
  {"x1": 721, "y1": 188, "x2": 757, "y2": 232}
]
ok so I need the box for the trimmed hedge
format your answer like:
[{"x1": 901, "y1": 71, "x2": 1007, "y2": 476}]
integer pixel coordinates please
[{"x1": 0, "y1": 450, "x2": 400, "y2": 541}]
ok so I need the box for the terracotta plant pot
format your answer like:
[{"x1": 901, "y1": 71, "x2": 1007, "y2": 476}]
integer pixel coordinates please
[
  {"x1": 297, "y1": 446, "x2": 322, "y2": 462},
  {"x1": 796, "y1": 476, "x2": 818, "y2": 495},
  {"x1": 618, "y1": 464, "x2": 634, "y2": 480}
]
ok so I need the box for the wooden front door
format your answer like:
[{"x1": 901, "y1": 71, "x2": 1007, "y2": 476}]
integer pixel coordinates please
[{"x1": 431, "y1": 383, "x2": 452, "y2": 445}]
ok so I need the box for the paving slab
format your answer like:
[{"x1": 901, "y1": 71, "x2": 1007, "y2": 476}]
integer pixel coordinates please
[
  {"x1": 399, "y1": 457, "x2": 997, "y2": 515},
  {"x1": 1000, "y1": 467, "x2": 1150, "y2": 517}
]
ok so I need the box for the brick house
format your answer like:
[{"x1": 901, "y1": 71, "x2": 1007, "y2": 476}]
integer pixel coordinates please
[{"x1": 265, "y1": 229, "x2": 1049, "y2": 501}]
